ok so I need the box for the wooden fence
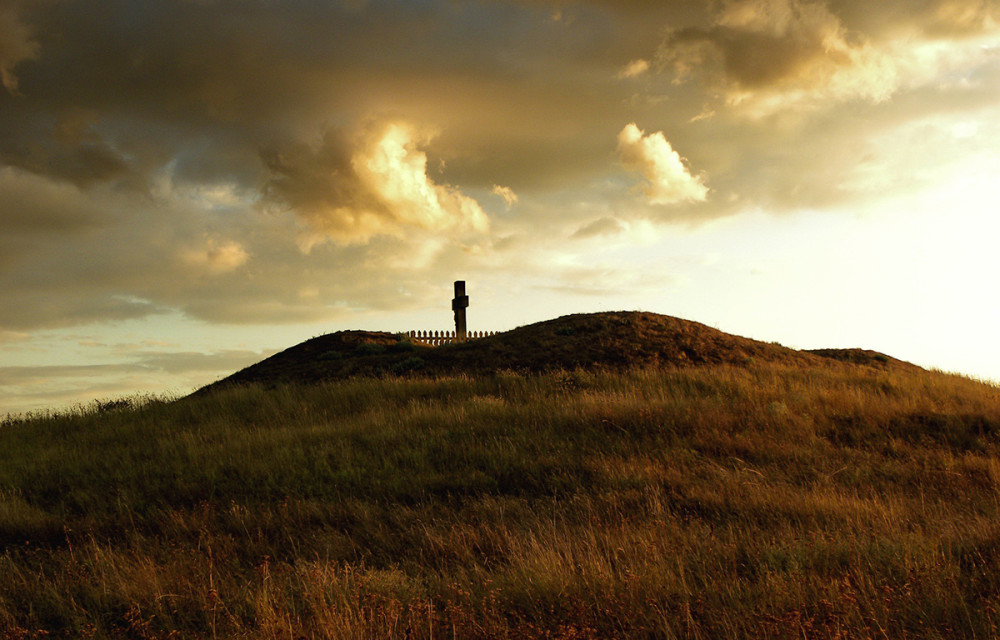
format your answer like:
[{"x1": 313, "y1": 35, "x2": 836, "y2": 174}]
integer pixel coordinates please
[{"x1": 407, "y1": 330, "x2": 498, "y2": 347}]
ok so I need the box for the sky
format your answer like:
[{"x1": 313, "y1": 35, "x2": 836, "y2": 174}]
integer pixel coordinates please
[{"x1": 2, "y1": 0, "x2": 999, "y2": 415}]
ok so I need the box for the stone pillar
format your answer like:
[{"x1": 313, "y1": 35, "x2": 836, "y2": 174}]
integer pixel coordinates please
[{"x1": 452, "y1": 280, "x2": 469, "y2": 341}]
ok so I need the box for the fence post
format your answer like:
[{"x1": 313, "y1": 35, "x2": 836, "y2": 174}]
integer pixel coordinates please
[{"x1": 406, "y1": 328, "x2": 497, "y2": 346}]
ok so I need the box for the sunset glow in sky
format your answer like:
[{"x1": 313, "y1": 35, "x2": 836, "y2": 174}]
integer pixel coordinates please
[{"x1": 2, "y1": 0, "x2": 999, "y2": 415}]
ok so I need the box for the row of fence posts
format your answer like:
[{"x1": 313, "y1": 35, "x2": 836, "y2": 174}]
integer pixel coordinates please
[{"x1": 407, "y1": 330, "x2": 497, "y2": 347}]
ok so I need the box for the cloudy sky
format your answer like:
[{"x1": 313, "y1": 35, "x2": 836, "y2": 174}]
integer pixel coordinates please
[{"x1": 2, "y1": 0, "x2": 999, "y2": 414}]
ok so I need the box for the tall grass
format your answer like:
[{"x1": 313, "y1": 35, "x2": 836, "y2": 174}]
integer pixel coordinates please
[{"x1": 0, "y1": 363, "x2": 999, "y2": 638}]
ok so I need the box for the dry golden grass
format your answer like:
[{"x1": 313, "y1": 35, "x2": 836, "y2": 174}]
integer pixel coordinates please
[{"x1": 1, "y1": 361, "x2": 998, "y2": 638}]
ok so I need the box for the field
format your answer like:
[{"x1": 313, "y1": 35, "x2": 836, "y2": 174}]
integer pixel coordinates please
[{"x1": 2, "y1": 356, "x2": 1000, "y2": 638}]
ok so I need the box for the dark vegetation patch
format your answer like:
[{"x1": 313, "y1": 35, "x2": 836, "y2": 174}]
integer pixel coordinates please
[
  {"x1": 825, "y1": 411, "x2": 1000, "y2": 451},
  {"x1": 808, "y1": 348, "x2": 917, "y2": 370}
]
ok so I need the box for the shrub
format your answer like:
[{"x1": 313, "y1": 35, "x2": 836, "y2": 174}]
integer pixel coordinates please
[
  {"x1": 391, "y1": 356, "x2": 425, "y2": 374},
  {"x1": 388, "y1": 341, "x2": 417, "y2": 354},
  {"x1": 353, "y1": 343, "x2": 387, "y2": 356}
]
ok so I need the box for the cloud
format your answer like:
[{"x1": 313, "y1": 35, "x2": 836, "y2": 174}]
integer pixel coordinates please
[
  {"x1": 617, "y1": 123, "x2": 708, "y2": 205},
  {"x1": 1, "y1": 0, "x2": 998, "y2": 339},
  {"x1": 572, "y1": 217, "x2": 626, "y2": 239},
  {"x1": 0, "y1": 0, "x2": 678, "y2": 207},
  {"x1": 537, "y1": 263, "x2": 678, "y2": 297},
  {"x1": 618, "y1": 58, "x2": 650, "y2": 78},
  {"x1": 0, "y1": 349, "x2": 266, "y2": 385},
  {"x1": 262, "y1": 120, "x2": 490, "y2": 248},
  {"x1": 491, "y1": 184, "x2": 519, "y2": 208},
  {"x1": 0, "y1": 329, "x2": 28, "y2": 343},
  {"x1": 179, "y1": 238, "x2": 249, "y2": 274},
  {"x1": 0, "y1": 347, "x2": 269, "y2": 414},
  {"x1": 133, "y1": 349, "x2": 269, "y2": 376},
  {"x1": 0, "y1": 164, "x2": 491, "y2": 331},
  {"x1": 0, "y1": 106, "x2": 133, "y2": 188},
  {"x1": 658, "y1": 0, "x2": 898, "y2": 114},
  {"x1": 921, "y1": 0, "x2": 1000, "y2": 35},
  {"x1": 0, "y1": 167, "x2": 111, "y2": 233},
  {"x1": 0, "y1": 0, "x2": 38, "y2": 94}
]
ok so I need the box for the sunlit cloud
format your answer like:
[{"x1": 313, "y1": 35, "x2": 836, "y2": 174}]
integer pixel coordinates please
[
  {"x1": 179, "y1": 238, "x2": 249, "y2": 274},
  {"x1": 263, "y1": 120, "x2": 490, "y2": 249},
  {"x1": 491, "y1": 184, "x2": 519, "y2": 208},
  {"x1": 618, "y1": 59, "x2": 650, "y2": 79},
  {"x1": 924, "y1": 0, "x2": 1000, "y2": 35},
  {"x1": 617, "y1": 123, "x2": 708, "y2": 206},
  {"x1": 658, "y1": 0, "x2": 898, "y2": 115}
]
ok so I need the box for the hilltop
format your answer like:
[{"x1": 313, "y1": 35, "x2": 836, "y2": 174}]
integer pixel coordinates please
[{"x1": 202, "y1": 311, "x2": 912, "y2": 392}]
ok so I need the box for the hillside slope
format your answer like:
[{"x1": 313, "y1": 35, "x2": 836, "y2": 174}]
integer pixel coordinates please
[
  {"x1": 2, "y1": 357, "x2": 998, "y2": 638},
  {"x1": 203, "y1": 311, "x2": 907, "y2": 392}
]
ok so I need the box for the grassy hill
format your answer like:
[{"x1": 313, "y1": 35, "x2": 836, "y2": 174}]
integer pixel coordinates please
[
  {"x1": 1, "y1": 312, "x2": 999, "y2": 638},
  {"x1": 201, "y1": 312, "x2": 852, "y2": 392}
]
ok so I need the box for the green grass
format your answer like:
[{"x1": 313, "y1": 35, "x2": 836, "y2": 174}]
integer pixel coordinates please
[{"x1": 1, "y1": 363, "x2": 999, "y2": 638}]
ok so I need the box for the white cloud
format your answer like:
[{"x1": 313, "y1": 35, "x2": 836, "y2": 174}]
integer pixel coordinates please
[
  {"x1": 491, "y1": 184, "x2": 519, "y2": 208},
  {"x1": 617, "y1": 123, "x2": 708, "y2": 205}
]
